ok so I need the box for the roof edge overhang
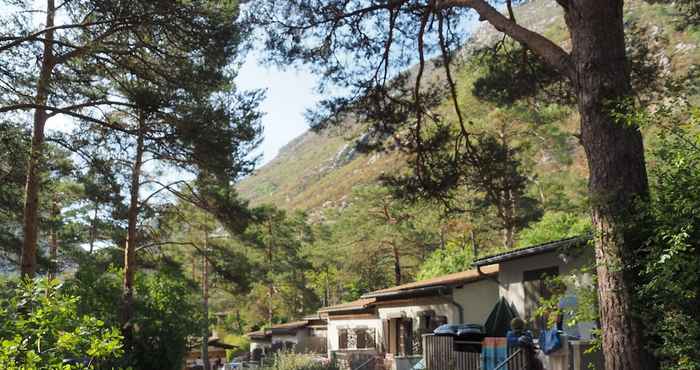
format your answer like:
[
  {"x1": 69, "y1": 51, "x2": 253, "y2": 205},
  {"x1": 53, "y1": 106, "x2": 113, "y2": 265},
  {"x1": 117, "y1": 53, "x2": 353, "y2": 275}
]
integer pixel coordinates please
[
  {"x1": 473, "y1": 235, "x2": 592, "y2": 267},
  {"x1": 361, "y1": 284, "x2": 450, "y2": 300}
]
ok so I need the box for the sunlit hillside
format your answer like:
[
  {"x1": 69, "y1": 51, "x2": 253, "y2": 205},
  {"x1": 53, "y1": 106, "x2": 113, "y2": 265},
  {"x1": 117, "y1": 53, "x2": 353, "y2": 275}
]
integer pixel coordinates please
[{"x1": 238, "y1": 0, "x2": 700, "y2": 215}]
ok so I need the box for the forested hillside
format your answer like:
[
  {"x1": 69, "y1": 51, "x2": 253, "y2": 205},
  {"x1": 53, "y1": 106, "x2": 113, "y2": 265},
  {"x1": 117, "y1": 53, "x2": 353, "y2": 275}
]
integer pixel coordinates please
[
  {"x1": 238, "y1": 0, "x2": 699, "y2": 215},
  {"x1": 231, "y1": 0, "x2": 700, "y2": 333}
]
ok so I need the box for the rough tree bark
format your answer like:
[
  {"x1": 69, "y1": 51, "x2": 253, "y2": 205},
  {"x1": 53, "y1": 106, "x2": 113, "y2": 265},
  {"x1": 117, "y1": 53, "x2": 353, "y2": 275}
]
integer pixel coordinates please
[
  {"x1": 267, "y1": 217, "x2": 274, "y2": 327},
  {"x1": 391, "y1": 242, "x2": 402, "y2": 285},
  {"x1": 564, "y1": 2, "x2": 651, "y2": 369},
  {"x1": 120, "y1": 110, "x2": 145, "y2": 342},
  {"x1": 20, "y1": 0, "x2": 55, "y2": 278},
  {"x1": 48, "y1": 196, "x2": 59, "y2": 280}
]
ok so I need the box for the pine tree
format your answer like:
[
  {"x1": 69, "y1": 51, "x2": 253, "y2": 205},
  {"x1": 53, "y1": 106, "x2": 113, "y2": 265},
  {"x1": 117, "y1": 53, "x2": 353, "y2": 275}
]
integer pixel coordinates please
[{"x1": 246, "y1": 1, "x2": 656, "y2": 367}]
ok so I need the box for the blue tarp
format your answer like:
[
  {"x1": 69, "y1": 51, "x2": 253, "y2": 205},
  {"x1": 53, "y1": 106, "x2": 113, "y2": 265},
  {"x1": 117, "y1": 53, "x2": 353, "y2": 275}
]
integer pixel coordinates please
[{"x1": 481, "y1": 337, "x2": 508, "y2": 370}]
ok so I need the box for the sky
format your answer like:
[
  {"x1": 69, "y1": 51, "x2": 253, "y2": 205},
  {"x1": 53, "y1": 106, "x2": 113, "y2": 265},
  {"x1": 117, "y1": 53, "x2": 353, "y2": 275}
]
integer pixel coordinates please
[
  {"x1": 235, "y1": 55, "x2": 321, "y2": 165},
  {"x1": 42, "y1": 51, "x2": 320, "y2": 169}
]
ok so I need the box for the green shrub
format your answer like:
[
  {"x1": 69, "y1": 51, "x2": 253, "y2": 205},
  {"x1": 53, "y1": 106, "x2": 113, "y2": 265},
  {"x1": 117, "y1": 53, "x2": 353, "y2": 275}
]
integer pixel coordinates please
[
  {"x1": 517, "y1": 211, "x2": 591, "y2": 247},
  {"x1": 637, "y1": 110, "x2": 700, "y2": 369},
  {"x1": 416, "y1": 242, "x2": 474, "y2": 280},
  {"x1": 0, "y1": 278, "x2": 123, "y2": 369},
  {"x1": 66, "y1": 263, "x2": 202, "y2": 370}
]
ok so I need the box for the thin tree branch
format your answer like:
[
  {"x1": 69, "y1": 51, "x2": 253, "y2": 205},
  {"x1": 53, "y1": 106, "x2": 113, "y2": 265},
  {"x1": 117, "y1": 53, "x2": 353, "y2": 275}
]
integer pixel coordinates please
[{"x1": 0, "y1": 18, "x2": 135, "y2": 53}]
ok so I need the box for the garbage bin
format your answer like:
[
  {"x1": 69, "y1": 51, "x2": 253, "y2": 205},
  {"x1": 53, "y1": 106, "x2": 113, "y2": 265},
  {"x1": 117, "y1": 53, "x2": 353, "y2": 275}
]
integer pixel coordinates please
[{"x1": 433, "y1": 324, "x2": 485, "y2": 352}]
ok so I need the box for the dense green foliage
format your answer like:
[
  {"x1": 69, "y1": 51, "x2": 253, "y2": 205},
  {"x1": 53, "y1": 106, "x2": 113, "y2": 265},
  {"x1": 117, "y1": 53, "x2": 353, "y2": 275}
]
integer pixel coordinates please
[
  {"x1": 637, "y1": 110, "x2": 700, "y2": 369},
  {"x1": 66, "y1": 262, "x2": 203, "y2": 369},
  {"x1": 0, "y1": 278, "x2": 123, "y2": 369},
  {"x1": 517, "y1": 212, "x2": 592, "y2": 247},
  {"x1": 416, "y1": 242, "x2": 475, "y2": 280}
]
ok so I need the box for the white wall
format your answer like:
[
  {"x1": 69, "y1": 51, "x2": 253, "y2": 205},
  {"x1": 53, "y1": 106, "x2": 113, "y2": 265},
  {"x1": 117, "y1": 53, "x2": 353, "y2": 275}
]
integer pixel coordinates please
[
  {"x1": 327, "y1": 318, "x2": 383, "y2": 355},
  {"x1": 273, "y1": 333, "x2": 300, "y2": 345},
  {"x1": 377, "y1": 302, "x2": 458, "y2": 324},
  {"x1": 250, "y1": 340, "x2": 271, "y2": 354},
  {"x1": 453, "y1": 279, "x2": 500, "y2": 325},
  {"x1": 374, "y1": 280, "x2": 499, "y2": 327}
]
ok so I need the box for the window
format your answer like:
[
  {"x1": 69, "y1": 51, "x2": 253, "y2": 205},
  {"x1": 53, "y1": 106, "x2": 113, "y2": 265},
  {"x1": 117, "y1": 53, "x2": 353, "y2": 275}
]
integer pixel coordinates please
[
  {"x1": 523, "y1": 266, "x2": 559, "y2": 334},
  {"x1": 429, "y1": 315, "x2": 447, "y2": 330},
  {"x1": 339, "y1": 328, "x2": 376, "y2": 350},
  {"x1": 355, "y1": 328, "x2": 376, "y2": 349}
]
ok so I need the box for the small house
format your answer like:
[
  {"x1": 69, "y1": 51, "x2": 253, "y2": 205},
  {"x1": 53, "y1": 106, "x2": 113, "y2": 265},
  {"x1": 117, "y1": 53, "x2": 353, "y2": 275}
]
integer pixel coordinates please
[
  {"x1": 473, "y1": 236, "x2": 598, "y2": 339},
  {"x1": 319, "y1": 266, "x2": 500, "y2": 368},
  {"x1": 184, "y1": 337, "x2": 237, "y2": 370},
  {"x1": 246, "y1": 317, "x2": 328, "y2": 360},
  {"x1": 247, "y1": 329, "x2": 271, "y2": 360},
  {"x1": 471, "y1": 236, "x2": 604, "y2": 370}
]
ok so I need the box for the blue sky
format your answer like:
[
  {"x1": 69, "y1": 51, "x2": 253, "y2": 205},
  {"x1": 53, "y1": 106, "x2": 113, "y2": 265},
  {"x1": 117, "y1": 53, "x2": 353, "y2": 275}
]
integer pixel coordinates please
[
  {"x1": 44, "y1": 51, "x2": 319, "y2": 167},
  {"x1": 235, "y1": 54, "x2": 320, "y2": 165}
]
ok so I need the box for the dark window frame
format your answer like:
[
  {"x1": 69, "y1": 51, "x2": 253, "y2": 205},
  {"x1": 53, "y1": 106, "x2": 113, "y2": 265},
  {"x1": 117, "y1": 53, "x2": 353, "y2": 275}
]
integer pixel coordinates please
[{"x1": 523, "y1": 266, "x2": 559, "y2": 334}]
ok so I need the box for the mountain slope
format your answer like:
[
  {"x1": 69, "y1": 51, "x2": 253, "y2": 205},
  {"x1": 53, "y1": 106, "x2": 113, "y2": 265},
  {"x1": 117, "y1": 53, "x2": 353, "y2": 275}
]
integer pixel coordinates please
[{"x1": 237, "y1": 0, "x2": 700, "y2": 213}]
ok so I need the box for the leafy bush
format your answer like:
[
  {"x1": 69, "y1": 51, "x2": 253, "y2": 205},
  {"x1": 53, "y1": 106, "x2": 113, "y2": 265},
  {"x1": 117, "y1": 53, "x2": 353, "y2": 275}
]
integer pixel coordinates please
[
  {"x1": 221, "y1": 334, "x2": 250, "y2": 360},
  {"x1": 637, "y1": 111, "x2": 700, "y2": 369},
  {"x1": 517, "y1": 211, "x2": 591, "y2": 247},
  {"x1": 534, "y1": 271, "x2": 601, "y2": 351},
  {"x1": 417, "y1": 242, "x2": 474, "y2": 280},
  {"x1": 66, "y1": 262, "x2": 202, "y2": 370},
  {"x1": 0, "y1": 278, "x2": 123, "y2": 369}
]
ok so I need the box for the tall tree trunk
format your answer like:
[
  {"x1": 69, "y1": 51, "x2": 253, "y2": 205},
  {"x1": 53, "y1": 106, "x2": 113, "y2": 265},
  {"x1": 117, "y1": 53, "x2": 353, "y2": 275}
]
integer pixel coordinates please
[
  {"x1": 235, "y1": 309, "x2": 243, "y2": 334},
  {"x1": 20, "y1": 0, "x2": 55, "y2": 278},
  {"x1": 202, "y1": 226, "x2": 210, "y2": 370},
  {"x1": 267, "y1": 217, "x2": 274, "y2": 327},
  {"x1": 120, "y1": 110, "x2": 145, "y2": 342},
  {"x1": 564, "y1": 2, "x2": 651, "y2": 369},
  {"x1": 324, "y1": 265, "x2": 330, "y2": 307},
  {"x1": 192, "y1": 255, "x2": 197, "y2": 281},
  {"x1": 391, "y1": 242, "x2": 401, "y2": 285},
  {"x1": 467, "y1": 0, "x2": 653, "y2": 367}
]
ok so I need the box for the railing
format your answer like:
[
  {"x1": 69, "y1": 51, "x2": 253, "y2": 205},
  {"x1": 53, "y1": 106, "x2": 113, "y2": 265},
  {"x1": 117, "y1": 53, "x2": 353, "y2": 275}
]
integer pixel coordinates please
[
  {"x1": 423, "y1": 334, "x2": 534, "y2": 370},
  {"x1": 352, "y1": 356, "x2": 375, "y2": 370},
  {"x1": 422, "y1": 334, "x2": 481, "y2": 370},
  {"x1": 493, "y1": 348, "x2": 525, "y2": 370}
]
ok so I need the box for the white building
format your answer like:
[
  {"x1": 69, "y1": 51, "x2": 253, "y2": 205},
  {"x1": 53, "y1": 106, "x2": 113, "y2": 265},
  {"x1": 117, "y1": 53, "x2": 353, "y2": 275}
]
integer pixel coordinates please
[{"x1": 318, "y1": 266, "x2": 500, "y2": 366}]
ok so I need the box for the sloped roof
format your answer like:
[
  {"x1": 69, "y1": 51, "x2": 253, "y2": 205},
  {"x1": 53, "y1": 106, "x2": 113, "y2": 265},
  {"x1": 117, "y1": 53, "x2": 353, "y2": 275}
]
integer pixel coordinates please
[
  {"x1": 246, "y1": 320, "x2": 313, "y2": 338},
  {"x1": 473, "y1": 235, "x2": 591, "y2": 266},
  {"x1": 246, "y1": 329, "x2": 270, "y2": 340},
  {"x1": 362, "y1": 265, "x2": 499, "y2": 298},
  {"x1": 270, "y1": 320, "x2": 309, "y2": 334},
  {"x1": 318, "y1": 298, "x2": 377, "y2": 313}
]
